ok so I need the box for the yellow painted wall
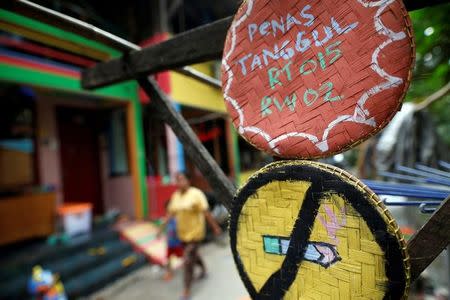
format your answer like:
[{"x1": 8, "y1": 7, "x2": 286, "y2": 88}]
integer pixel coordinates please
[
  {"x1": 239, "y1": 169, "x2": 257, "y2": 187},
  {"x1": 170, "y1": 63, "x2": 226, "y2": 113}
]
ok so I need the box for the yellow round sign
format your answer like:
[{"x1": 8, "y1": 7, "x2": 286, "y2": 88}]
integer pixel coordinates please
[{"x1": 230, "y1": 161, "x2": 410, "y2": 299}]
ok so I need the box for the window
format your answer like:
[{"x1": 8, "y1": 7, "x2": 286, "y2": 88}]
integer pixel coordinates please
[
  {"x1": 107, "y1": 109, "x2": 129, "y2": 176},
  {"x1": 143, "y1": 108, "x2": 170, "y2": 180}
]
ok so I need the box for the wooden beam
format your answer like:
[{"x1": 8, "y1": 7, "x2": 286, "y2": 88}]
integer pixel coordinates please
[
  {"x1": 407, "y1": 196, "x2": 450, "y2": 281},
  {"x1": 138, "y1": 77, "x2": 236, "y2": 211},
  {"x1": 81, "y1": 0, "x2": 448, "y2": 90},
  {"x1": 82, "y1": 17, "x2": 232, "y2": 89}
]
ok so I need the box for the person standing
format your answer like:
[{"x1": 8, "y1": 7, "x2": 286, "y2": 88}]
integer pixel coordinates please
[{"x1": 162, "y1": 172, "x2": 222, "y2": 300}]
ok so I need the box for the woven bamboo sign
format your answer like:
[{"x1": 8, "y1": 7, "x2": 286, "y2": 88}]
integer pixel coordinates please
[
  {"x1": 222, "y1": 0, "x2": 415, "y2": 158},
  {"x1": 230, "y1": 161, "x2": 410, "y2": 299}
]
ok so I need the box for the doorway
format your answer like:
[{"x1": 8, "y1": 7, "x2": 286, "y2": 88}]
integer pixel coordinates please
[{"x1": 57, "y1": 107, "x2": 104, "y2": 215}]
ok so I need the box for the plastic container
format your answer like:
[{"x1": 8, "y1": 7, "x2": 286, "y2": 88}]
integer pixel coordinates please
[{"x1": 57, "y1": 203, "x2": 92, "y2": 237}]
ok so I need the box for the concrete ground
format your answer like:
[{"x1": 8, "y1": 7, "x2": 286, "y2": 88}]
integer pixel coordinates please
[{"x1": 88, "y1": 237, "x2": 249, "y2": 300}]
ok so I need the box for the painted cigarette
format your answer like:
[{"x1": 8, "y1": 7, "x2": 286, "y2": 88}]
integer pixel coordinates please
[{"x1": 263, "y1": 236, "x2": 341, "y2": 268}]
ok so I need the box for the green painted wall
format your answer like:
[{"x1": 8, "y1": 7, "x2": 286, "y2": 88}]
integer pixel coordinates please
[
  {"x1": 0, "y1": 63, "x2": 135, "y2": 100},
  {"x1": 231, "y1": 123, "x2": 241, "y2": 186},
  {"x1": 131, "y1": 95, "x2": 149, "y2": 218}
]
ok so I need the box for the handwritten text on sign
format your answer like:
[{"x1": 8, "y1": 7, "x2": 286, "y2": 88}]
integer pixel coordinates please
[
  {"x1": 232, "y1": 4, "x2": 358, "y2": 117},
  {"x1": 222, "y1": 0, "x2": 414, "y2": 158}
]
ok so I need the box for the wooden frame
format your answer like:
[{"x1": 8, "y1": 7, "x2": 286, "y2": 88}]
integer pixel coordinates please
[
  {"x1": 81, "y1": 17, "x2": 232, "y2": 89},
  {"x1": 87, "y1": 0, "x2": 449, "y2": 282}
]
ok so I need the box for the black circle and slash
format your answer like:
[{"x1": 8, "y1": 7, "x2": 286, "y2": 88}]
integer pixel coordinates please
[{"x1": 229, "y1": 163, "x2": 407, "y2": 300}]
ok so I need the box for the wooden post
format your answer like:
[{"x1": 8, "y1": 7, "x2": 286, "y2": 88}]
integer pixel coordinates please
[
  {"x1": 138, "y1": 77, "x2": 236, "y2": 211},
  {"x1": 407, "y1": 196, "x2": 450, "y2": 281},
  {"x1": 147, "y1": 0, "x2": 169, "y2": 37}
]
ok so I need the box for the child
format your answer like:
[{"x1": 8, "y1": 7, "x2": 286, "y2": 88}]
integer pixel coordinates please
[
  {"x1": 163, "y1": 208, "x2": 184, "y2": 281},
  {"x1": 28, "y1": 266, "x2": 67, "y2": 300}
]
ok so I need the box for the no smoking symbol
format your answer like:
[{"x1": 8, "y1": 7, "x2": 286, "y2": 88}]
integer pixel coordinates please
[{"x1": 229, "y1": 161, "x2": 410, "y2": 299}]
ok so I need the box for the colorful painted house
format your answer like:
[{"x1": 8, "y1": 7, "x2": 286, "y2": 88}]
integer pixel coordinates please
[
  {"x1": 0, "y1": 8, "x2": 149, "y2": 245},
  {"x1": 0, "y1": 8, "x2": 259, "y2": 245}
]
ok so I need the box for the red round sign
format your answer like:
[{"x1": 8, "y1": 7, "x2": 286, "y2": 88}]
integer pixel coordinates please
[{"x1": 222, "y1": 0, "x2": 415, "y2": 158}]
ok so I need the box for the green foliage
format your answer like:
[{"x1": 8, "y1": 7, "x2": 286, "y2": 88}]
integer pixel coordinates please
[{"x1": 407, "y1": 4, "x2": 450, "y2": 145}]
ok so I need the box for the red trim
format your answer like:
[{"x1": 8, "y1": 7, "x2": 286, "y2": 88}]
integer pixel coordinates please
[
  {"x1": 147, "y1": 179, "x2": 177, "y2": 220},
  {"x1": 0, "y1": 55, "x2": 80, "y2": 78},
  {"x1": 140, "y1": 33, "x2": 171, "y2": 47},
  {"x1": 0, "y1": 36, "x2": 97, "y2": 67},
  {"x1": 198, "y1": 126, "x2": 222, "y2": 142}
]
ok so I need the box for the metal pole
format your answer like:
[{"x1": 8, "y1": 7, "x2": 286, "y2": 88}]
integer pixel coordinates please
[
  {"x1": 439, "y1": 161, "x2": 450, "y2": 170},
  {"x1": 415, "y1": 164, "x2": 450, "y2": 179},
  {"x1": 396, "y1": 165, "x2": 450, "y2": 182},
  {"x1": 379, "y1": 171, "x2": 428, "y2": 183}
]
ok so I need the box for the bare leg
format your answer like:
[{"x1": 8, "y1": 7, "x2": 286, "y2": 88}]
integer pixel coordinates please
[
  {"x1": 195, "y1": 252, "x2": 207, "y2": 279},
  {"x1": 163, "y1": 254, "x2": 173, "y2": 281},
  {"x1": 183, "y1": 243, "x2": 197, "y2": 298}
]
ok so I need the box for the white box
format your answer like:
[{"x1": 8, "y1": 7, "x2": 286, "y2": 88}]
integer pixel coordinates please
[{"x1": 58, "y1": 204, "x2": 92, "y2": 236}]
